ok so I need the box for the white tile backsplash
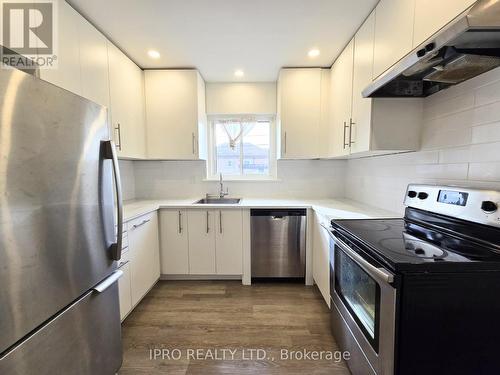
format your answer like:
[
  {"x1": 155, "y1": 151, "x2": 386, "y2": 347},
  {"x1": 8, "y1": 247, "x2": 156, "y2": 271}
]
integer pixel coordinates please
[
  {"x1": 132, "y1": 159, "x2": 346, "y2": 200},
  {"x1": 346, "y1": 67, "x2": 500, "y2": 215},
  {"x1": 472, "y1": 122, "x2": 500, "y2": 144},
  {"x1": 118, "y1": 160, "x2": 136, "y2": 201}
]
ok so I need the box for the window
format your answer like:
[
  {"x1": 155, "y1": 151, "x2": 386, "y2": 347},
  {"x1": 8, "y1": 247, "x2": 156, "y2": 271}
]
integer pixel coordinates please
[{"x1": 208, "y1": 116, "x2": 276, "y2": 179}]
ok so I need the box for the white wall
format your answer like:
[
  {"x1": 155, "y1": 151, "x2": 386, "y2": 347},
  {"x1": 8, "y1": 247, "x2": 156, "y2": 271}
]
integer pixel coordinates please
[
  {"x1": 133, "y1": 159, "x2": 345, "y2": 199},
  {"x1": 206, "y1": 82, "x2": 276, "y2": 115},
  {"x1": 346, "y1": 67, "x2": 500, "y2": 214}
]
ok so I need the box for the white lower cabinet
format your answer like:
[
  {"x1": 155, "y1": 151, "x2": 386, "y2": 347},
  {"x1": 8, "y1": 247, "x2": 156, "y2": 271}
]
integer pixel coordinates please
[
  {"x1": 117, "y1": 251, "x2": 132, "y2": 321},
  {"x1": 160, "y1": 210, "x2": 189, "y2": 274},
  {"x1": 128, "y1": 211, "x2": 161, "y2": 306},
  {"x1": 312, "y1": 211, "x2": 331, "y2": 307},
  {"x1": 215, "y1": 210, "x2": 243, "y2": 275},
  {"x1": 160, "y1": 208, "x2": 243, "y2": 276},
  {"x1": 187, "y1": 210, "x2": 217, "y2": 274}
]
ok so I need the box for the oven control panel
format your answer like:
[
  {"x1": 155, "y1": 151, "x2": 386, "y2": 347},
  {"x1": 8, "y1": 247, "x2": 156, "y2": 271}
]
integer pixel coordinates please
[{"x1": 404, "y1": 184, "x2": 500, "y2": 227}]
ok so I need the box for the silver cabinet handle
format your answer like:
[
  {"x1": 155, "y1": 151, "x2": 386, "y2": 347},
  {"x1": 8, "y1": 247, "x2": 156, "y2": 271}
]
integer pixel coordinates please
[
  {"x1": 104, "y1": 140, "x2": 123, "y2": 261},
  {"x1": 132, "y1": 218, "x2": 150, "y2": 229},
  {"x1": 192, "y1": 133, "x2": 196, "y2": 155},
  {"x1": 118, "y1": 259, "x2": 129, "y2": 268},
  {"x1": 219, "y1": 211, "x2": 223, "y2": 234},
  {"x1": 93, "y1": 270, "x2": 123, "y2": 293},
  {"x1": 320, "y1": 224, "x2": 394, "y2": 284},
  {"x1": 114, "y1": 123, "x2": 122, "y2": 151},
  {"x1": 284, "y1": 132, "x2": 287, "y2": 154},
  {"x1": 349, "y1": 118, "x2": 355, "y2": 146},
  {"x1": 206, "y1": 211, "x2": 210, "y2": 233},
  {"x1": 343, "y1": 121, "x2": 349, "y2": 149},
  {"x1": 178, "y1": 211, "x2": 182, "y2": 234}
]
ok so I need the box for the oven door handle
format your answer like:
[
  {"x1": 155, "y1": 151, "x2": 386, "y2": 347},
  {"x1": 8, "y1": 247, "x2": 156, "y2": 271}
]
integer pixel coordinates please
[{"x1": 320, "y1": 224, "x2": 394, "y2": 284}]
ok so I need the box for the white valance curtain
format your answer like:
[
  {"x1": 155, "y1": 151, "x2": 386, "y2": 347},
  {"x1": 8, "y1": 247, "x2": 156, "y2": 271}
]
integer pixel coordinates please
[{"x1": 217, "y1": 117, "x2": 256, "y2": 150}]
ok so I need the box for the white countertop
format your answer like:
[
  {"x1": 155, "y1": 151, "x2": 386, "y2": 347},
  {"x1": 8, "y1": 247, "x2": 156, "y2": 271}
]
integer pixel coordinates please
[{"x1": 122, "y1": 198, "x2": 398, "y2": 222}]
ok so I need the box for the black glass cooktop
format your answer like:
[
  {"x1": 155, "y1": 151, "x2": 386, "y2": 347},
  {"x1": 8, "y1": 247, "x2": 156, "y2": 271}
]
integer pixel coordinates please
[{"x1": 331, "y1": 209, "x2": 500, "y2": 273}]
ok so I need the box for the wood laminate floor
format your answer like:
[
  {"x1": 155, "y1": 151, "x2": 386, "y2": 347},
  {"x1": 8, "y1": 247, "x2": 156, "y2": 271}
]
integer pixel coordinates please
[{"x1": 119, "y1": 281, "x2": 351, "y2": 375}]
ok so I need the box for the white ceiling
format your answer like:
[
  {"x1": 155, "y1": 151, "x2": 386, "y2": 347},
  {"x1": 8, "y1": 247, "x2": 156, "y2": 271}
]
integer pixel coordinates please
[{"x1": 68, "y1": 0, "x2": 378, "y2": 82}]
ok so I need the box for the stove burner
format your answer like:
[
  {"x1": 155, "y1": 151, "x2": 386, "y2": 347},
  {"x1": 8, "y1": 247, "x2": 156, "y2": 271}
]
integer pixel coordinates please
[
  {"x1": 378, "y1": 234, "x2": 448, "y2": 260},
  {"x1": 404, "y1": 237, "x2": 446, "y2": 259},
  {"x1": 348, "y1": 221, "x2": 392, "y2": 232}
]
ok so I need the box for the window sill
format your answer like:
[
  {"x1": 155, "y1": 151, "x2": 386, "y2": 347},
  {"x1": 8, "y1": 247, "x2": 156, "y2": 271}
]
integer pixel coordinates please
[{"x1": 203, "y1": 177, "x2": 281, "y2": 182}]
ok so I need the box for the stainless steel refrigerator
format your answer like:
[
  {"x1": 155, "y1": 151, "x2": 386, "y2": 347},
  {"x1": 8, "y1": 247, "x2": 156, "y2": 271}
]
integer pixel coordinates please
[{"x1": 0, "y1": 65, "x2": 124, "y2": 374}]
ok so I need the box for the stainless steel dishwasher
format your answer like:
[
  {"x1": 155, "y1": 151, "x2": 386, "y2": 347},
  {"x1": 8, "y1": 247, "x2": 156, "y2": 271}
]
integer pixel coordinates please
[{"x1": 251, "y1": 209, "x2": 306, "y2": 279}]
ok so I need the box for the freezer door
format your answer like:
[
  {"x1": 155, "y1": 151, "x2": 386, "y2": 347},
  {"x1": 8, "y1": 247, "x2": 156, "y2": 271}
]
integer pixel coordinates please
[
  {"x1": 0, "y1": 69, "x2": 116, "y2": 353},
  {"x1": 0, "y1": 277, "x2": 122, "y2": 375}
]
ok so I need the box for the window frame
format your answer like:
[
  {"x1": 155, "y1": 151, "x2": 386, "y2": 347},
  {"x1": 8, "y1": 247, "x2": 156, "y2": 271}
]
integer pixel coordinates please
[{"x1": 206, "y1": 115, "x2": 277, "y2": 181}]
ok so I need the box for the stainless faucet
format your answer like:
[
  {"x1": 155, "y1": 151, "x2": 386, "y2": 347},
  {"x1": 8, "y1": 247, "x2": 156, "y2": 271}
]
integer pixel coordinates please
[
  {"x1": 206, "y1": 173, "x2": 229, "y2": 200},
  {"x1": 218, "y1": 173, "x2": 229, "y2": 198}
]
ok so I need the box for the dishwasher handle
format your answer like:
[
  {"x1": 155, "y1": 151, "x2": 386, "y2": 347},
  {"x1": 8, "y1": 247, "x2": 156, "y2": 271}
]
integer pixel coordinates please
[
  {"x1": 251, "y1": 208, "x2": 306, "y2": 217},
  {"x1": 271, "y1": 215, "x2": 286, "y2": 220}
]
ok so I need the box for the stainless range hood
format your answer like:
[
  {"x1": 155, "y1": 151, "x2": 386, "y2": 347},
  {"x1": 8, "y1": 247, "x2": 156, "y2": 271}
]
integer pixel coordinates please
[{"x1": 363, "y1": 0, "x2": 500, "y2": 98}]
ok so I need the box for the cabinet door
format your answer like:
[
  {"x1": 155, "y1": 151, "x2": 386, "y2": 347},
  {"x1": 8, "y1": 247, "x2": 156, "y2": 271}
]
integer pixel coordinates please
[
  {"x1": 278, "y1": 69, "x2": 321, "y2": 159},
  {"x1": 373, "y1": 0, "x2": 416, "y2": 79},
  {"x1": 318, "y1": 69, "x2": 331, "y2": 158},
  {"x1": 187, "y1": 210, "x2": 216, "y2": 274},
  {"x1": 128, "y1": 212, "x2": 160, "y2": 306},
  {"x1": 329, "y1": 40, "x2": 354, "y2": 157},
  {"x1": 39, "y1": 0, "x2": 82, "y2": 95},
  {"x1": 118, "y1": 259, "x2": 132, "y2": 321},
  {"x1": 312, "y1": 212, "x2": 330, "y2": 307},
  {"x1": 108, "y1": 43, "x2": 146, "y2": 159},
  {"x1": 413, "y1": 0, "x2": 477, "y2": 48},
  {"x1": 78, "y1": 17, "x2": 110, "y2": 108},
  {"x1": 351, "y1": 11, "x2": 375, "y2": 155},
  {"x1": 145, "y1": 70, "x2": 201, "y2": 160},
  {"x1": 215, "y1": 210, "x2": 243, "y2": 275},
  {"x1": 159, "y1": 209, "x2": 189, "y2": 274}
]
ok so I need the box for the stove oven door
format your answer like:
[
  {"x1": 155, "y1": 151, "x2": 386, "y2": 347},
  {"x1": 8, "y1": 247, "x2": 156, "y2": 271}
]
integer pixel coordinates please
[{"x1": 328, "y1": 230, "x2": 397, "y2": 375}]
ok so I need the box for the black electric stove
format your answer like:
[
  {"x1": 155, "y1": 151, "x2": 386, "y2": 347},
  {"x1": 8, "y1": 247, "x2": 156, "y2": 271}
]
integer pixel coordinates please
[
  {"x1": 331, "y1": 207, "x2": 500, "y2": 273},
  {"x1": 328, "y1": 185, "x2": 500, "y2": 375}
]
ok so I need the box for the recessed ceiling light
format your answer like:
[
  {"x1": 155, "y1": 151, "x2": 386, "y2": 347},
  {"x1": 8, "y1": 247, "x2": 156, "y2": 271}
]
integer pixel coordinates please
[
  {"x1": 147, "y1": 50, "x2": 161, "y2": 59},
  {"x1": 308, "y1": 49, "x2": 320, "y2": 58},
  {"x1": 234, "y1": 69, "x2": 244, "y2": 77}
]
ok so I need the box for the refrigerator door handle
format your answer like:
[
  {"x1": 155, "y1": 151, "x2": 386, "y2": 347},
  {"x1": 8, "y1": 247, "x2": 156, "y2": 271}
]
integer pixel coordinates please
[
  {"x1": 104, "y1": 140, "x2": 123, "y2": 261},
  {"x1": 93, "y1": 270, "x2": 123, "y2": 293}
]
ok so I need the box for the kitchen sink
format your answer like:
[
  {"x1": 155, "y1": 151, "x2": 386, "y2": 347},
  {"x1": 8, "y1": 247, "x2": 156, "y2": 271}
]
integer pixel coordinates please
[{"x1": 194, "y1": 198, "x2": 241, "y2": 204}]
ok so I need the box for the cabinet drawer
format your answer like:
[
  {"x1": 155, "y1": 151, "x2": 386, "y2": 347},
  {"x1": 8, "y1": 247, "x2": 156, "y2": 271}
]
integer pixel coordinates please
[
  {"x1": 121, "y1": 231, "x2": 129, "y2": 251},
  {"x1": 118, "y1": 259, "x2": 132, "y2": 321},
  {"x1": 128, "y1": 211, "x2": 155, "y2": 230},
  {"x1": 117, "y1": 251, "x2": 130, "y2": 269}
]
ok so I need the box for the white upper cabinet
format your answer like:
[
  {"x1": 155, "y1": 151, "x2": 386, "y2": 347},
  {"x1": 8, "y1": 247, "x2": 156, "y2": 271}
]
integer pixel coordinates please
[
  {"x1": 77, "y1": 17, "x2": 110, "y2": 108},
  {"x1": 215, "y1": 209, "x2": 243, "y2": 275},
  {"x1": 144, "y1": 70, "x2": 207, "y2": 160},
  {"x1": 39, "y1": 0, "x2": 82, "y2": 95},
  {"x1": 277, "y1": 68, "x2": 322, "y2": 159},
  {"x1": 318, "y1": 69, "x2": 331, "y2": 158},
  {"x1": 413, "y1": 0, "x2": 478, "y2": 48},
  {"x1": 328, "y1": 40, "x2": 354, "y2": 158},
  {"x1": 351, "y1": 12, "x2": 376, "y2": 154},
  {"x1": 373, "y1": 0, "x2": 416, "y2": 79},
  {"x1": 107, "y1": 43, "x2": 146, "y2": 159},
  {"x1": 329, "y1": 11, "x2": 423, "y2": 158}
]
